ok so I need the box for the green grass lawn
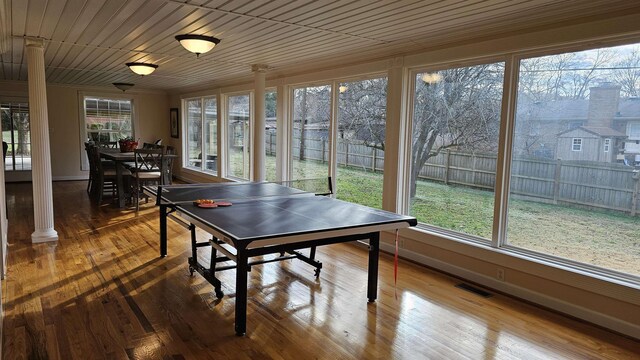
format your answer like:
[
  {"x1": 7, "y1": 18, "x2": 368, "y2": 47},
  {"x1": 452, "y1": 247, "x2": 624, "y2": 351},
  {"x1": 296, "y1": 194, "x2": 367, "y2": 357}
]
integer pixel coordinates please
[{"x1": 269, "y1": 156, "x2": 640, "y2": 275}]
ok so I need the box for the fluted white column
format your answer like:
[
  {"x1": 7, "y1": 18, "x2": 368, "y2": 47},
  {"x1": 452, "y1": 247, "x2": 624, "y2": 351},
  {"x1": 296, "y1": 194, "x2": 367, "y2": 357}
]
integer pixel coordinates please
[
  {"x1": 252, "y1": 64, "x2": 268, "y2": 182},
  {"x1": 26, "y1": 37, "x2": 58, "y2": 243}
]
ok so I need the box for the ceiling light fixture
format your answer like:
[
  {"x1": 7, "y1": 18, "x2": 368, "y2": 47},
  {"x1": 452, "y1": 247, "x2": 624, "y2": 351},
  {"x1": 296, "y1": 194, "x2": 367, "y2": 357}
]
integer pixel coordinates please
[
  {"x1": 175, "y1": 34, "x2": 221, "y2": 57},
  {"x1": 339, "y1": 85, "x2": 348, "y2": 93},
  {"x1": 126, "y1": 62, "x2": 158, "y2": 76},
  {"x1": 113, "y1": 82, "x2": 134, "y2": 92}
]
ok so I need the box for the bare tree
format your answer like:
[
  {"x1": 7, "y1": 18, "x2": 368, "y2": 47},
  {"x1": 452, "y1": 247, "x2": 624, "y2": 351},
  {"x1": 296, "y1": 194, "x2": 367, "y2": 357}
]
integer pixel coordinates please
[
  {"x1": 410, "y1": 64, "x2": 503, "y2": 197},
  {"x1": 337, "y1": 78, "x2": 387, "y2": 151},
  {"x1": 613, "y1": 49, "x2": 640, "y2": 97},
  {"x1": 292, "y1": 85, "x2": 331, "y2": 161}
]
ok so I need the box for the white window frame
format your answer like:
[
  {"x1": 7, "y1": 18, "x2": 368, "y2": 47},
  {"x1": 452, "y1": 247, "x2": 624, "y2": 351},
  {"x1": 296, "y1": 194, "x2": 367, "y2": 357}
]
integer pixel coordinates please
[
  {"x1": 222, "y1": 91, "x2": 253, "y2": 181},
  {"x1": 604, "y1": 138, "x2": 611, "y2": 152},
  {"x1": 78, "y1": 92, "x2": 137, "y2": 171},
  {"x1": 401, "y1": 59, "x2": 507, "y2": 245},
  {"x1": 572, "y1": 138, "x2": 582, "y2": 151},
  {"x1": 287, "y1": 83, "x2": 334, "y2": 182},
  {"x1": 182, "y1": 96, "x2": 220, "y2": 176}
]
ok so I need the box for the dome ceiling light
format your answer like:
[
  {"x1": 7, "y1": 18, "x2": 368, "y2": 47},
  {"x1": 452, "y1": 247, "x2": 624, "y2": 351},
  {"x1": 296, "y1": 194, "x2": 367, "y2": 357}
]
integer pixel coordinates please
[
  {"x1": 175, "y1": 34, "x2": 221, "y2": 57},
  {"x1": 126, "y1": 62, "x2": 158, "y2": 76},
  {"x1": 113, "y1": 82, "x2": 134, "y2": 92}
]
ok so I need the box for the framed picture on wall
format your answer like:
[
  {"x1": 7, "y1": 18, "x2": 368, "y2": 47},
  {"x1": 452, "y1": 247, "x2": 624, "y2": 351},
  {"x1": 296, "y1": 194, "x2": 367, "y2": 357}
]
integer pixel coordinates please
[{"x1": 170, "y1": 108, "x2": 179, "y2": 138}]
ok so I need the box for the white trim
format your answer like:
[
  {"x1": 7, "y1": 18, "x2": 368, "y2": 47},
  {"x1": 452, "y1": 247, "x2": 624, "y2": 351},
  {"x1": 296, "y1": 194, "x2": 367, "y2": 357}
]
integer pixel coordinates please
[{"x1": 380, "y1": 241, "x2": 640, "y2": 339}]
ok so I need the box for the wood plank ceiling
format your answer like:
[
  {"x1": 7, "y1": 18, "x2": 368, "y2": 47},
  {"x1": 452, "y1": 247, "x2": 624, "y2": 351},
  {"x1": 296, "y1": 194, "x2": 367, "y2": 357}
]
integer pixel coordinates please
[{"x1": 1, "y1": 0, "x2": 639, "y2": 91}]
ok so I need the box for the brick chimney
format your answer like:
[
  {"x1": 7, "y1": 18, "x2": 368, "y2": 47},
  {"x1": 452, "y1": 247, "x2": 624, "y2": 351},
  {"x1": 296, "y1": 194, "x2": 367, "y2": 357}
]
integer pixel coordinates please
[{"x1": 587, "y1": 82, "x2": 621, "y2": 128}]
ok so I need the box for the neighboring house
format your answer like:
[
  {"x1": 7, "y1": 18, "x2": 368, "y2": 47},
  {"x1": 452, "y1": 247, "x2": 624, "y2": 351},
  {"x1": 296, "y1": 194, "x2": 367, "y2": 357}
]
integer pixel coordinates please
[
  {"x1": 616, "y1": 99, "x2": 640, "y2": 159},
  {"x1": 556, "y1": 126, "x2": 627, "y2": 162},
  {"x1": 517, "y1": 83, "x2": 640, "y2": 164}
]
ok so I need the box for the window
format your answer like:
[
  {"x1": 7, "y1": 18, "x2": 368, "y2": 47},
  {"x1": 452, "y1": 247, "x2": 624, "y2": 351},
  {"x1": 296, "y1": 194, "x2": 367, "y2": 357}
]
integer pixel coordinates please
[
  {"x1": 1, "y1": 102, "x2": 31, "y2": 171},
  {"x1": 265, "y1": 90, "x2": 277, "y2": 182},
  {"x1": 408, "y1": 63, "x2": 504, "y2": 240},
  {"x1": 185, "y1": 97, "x2": 218, "y2": 174},
  {"x1": 204, "y1": 98, "x2": 218, "y2": 173},
  {"x1": 291, "y1": 85, "x2": 331, "y2": 181},
  {"x1": 84, "y1": 97, "x2": 133, "y2": 142},
  {"x1": 186, "y1": 99, "x2": 202, "y2": 169},
  {"x1": 226, "y1": 94, "x2": 251, "y2": 180},
  {"x1": 572, "y1": 138, "x2": 582, "y2": 151},
  {"x1": 508, "y1": 42, "x2": 640, "y2": 277},
  {"x1": 336, "y1": 77, "x2": 387, "y2": 209}
]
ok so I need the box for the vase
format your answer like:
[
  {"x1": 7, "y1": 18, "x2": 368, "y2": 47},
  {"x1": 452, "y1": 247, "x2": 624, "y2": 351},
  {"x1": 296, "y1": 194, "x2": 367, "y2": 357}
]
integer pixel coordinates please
[{"x1": 119, "y1": 140, "x2": 138, "y2": 152}]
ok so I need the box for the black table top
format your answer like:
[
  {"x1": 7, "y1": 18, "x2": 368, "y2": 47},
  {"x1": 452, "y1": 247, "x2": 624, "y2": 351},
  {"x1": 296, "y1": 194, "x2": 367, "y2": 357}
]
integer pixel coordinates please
[{"x1": 153, "y1": 183, "x2": 417, "y2": 243}]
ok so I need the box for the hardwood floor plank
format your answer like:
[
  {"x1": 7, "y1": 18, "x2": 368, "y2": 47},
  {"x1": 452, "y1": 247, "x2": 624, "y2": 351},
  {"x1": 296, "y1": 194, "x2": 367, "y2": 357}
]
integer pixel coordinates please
[{"x1": 2, "y1": 181, "x2": 639, "y2": 359}]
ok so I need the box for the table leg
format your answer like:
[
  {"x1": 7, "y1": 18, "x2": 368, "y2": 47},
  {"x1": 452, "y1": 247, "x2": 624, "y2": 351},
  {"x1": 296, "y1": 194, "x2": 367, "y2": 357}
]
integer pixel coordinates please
[
  {"x1": 235, "y1": 245, "x2": 249, "y2": 336},
  {"x1": 116, "y1": 162, "x2": 125, "y2": 208},
  {"x1": 367, "y1": 232, "x2": 380, "y2": 302},
  {"x1": 159, "y1": 204, "x2": 167, "y2": 257}
]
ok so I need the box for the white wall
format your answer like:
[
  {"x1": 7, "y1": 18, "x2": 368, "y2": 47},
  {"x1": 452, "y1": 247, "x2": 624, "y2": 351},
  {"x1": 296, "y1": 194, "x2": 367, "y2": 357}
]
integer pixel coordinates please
[{"x1": 0, "y1": 81, "x2": 170, "y2": 180}]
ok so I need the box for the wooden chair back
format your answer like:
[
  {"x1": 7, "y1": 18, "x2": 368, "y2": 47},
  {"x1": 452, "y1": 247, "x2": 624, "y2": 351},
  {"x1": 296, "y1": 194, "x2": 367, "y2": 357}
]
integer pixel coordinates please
[{"x1": 133, "y1": 148, "x2": 164, "y2": 173}]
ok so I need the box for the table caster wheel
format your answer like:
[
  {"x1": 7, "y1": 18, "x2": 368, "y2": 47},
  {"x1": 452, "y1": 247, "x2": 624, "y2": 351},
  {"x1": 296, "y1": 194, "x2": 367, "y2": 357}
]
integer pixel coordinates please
[
  {"x1": 314, "y1": 268, "x2": 321, "y2": 278},
  {"x1": 189, "y1": 266, "x2": 195, "y2": 276}
]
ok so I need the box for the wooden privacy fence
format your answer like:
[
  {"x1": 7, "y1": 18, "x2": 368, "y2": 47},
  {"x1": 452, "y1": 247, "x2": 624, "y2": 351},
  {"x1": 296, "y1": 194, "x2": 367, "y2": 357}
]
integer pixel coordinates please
[{"x1": 266, "y1": 134, "x2": 640, "y2": 215}]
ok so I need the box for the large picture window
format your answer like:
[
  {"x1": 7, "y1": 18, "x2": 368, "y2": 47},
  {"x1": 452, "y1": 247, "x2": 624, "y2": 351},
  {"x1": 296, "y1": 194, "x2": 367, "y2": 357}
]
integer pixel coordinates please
[
  {"x1": 408, "y1": 63, "x2": 504, "y2": 240},
  {"x1": 291, "y1": 85, "x2": 331, "y2": 181},
  {"x1": 336, "y1": 77, "x2": 387, "y2": 209},
  {"x1": 507, "y1": 42, "x2": 640, "y2": 276},
  {"x1": 84, "y1": 97, "x2": 133, "y2": 142},
  {"x1": 265, "y1": 90, "x2": 277, "y2": 182},
  {"x1": 186, "y1": 99, "x2": 202, "y2": 169},
  {"x1": 1, "y1": 102, "x2": 31, "y2": 171},
  {"x1": 226, "y1": 94, "x2": 251, "y2": 180},
  {"x1": 185, "y1": 96, "x2": 218, "y2": 174}
]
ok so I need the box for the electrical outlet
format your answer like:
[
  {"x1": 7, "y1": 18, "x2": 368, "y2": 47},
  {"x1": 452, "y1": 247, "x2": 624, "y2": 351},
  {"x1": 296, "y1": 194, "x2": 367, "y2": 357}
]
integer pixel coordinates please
[{"x1": 496, "y1": 268, "x2": 505, "y2": 281}]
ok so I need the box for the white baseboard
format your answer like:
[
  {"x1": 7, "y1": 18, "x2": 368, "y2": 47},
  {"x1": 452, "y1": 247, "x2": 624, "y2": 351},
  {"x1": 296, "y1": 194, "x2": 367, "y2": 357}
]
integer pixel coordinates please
[{"x1": 379, "y1": 242, "x2": 640, "y2": 340}]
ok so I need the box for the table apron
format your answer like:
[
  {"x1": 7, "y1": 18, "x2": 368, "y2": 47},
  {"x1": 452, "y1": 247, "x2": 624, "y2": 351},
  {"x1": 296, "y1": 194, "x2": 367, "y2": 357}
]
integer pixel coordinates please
[{"x1": 174, "y1": 208, "x2": 408, "y2": 250}]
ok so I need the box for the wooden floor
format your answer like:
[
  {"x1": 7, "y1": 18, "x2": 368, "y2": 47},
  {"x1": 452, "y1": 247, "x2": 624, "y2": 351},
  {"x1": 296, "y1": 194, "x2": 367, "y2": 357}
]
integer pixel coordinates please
[{"x1": 1, "y1": 181, "x2": 639, "y2": 359}]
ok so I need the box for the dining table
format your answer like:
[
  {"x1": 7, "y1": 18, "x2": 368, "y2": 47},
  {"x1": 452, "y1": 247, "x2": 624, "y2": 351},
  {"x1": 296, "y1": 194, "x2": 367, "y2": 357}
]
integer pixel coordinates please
[{"x1": 100, "y1": 150, "x2": 176, "y2": 208}]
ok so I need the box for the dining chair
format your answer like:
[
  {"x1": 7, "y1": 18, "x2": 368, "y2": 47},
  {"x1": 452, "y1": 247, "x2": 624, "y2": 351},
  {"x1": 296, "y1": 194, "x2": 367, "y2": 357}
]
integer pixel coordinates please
[
  {"x1": 164, "y1": 146, "x2": 176, "y2": 185},
  {"x1": 95, "y1": 141, "x2": 119, "y2": 149},
  {"x1": 129, "y1": 148, "x2": 164, "y2": 213},
  {"x1": 88, "y1": 145, "x2": 118, "y2": 204},
  {"x1": 142, "y1": 142, "x2": 164, "y2": 150}
]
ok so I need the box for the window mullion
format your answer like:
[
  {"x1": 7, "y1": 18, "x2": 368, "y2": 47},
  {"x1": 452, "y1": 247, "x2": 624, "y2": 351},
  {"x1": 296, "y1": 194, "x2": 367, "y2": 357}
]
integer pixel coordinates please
[
  {"x1": 200, "y1": 98, "x2": 205, "y2": 171},
  {"x1": 492, "y1": 56, "x2": 519, "y2": 248}
]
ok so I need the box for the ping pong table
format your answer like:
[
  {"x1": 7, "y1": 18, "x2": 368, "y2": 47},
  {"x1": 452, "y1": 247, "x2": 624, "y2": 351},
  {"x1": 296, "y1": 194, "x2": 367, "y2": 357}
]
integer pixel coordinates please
[{"x1": 149, "y1": 182, "x2": 417, "y2": 335}]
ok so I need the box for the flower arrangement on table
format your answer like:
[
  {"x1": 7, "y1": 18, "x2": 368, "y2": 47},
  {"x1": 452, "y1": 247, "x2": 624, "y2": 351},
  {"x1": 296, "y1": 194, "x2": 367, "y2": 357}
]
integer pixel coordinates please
[{"x1": 118, "y1": 136, "x2": 139, "y2": 152}]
